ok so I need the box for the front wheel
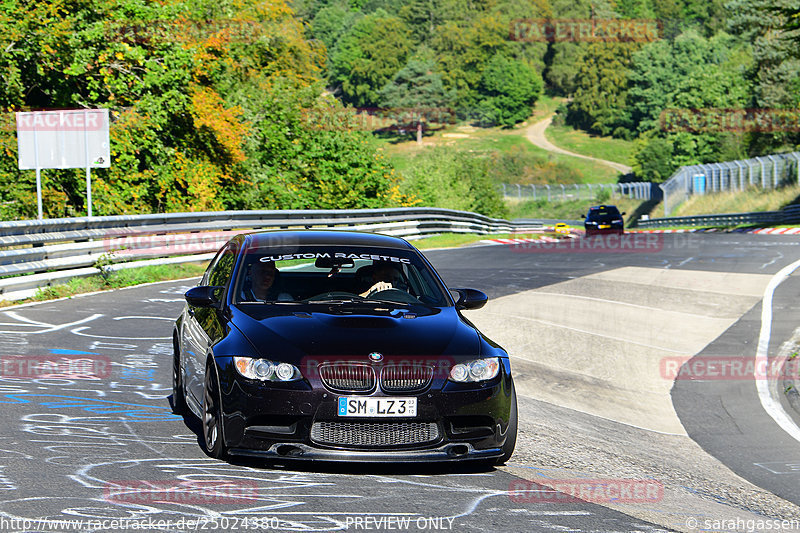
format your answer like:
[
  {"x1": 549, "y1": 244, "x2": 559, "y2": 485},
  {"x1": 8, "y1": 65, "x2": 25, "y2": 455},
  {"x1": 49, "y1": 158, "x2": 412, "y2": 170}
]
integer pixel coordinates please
[
  {"x1": 171, "y1": 339, "x2": 187, "y2": 415},
  {"x1": 202, "y1": 362, "x2": 227, "y2": 459},
  {"x1": 496, "y1": 383, "x2": 517, "y2": 465}
]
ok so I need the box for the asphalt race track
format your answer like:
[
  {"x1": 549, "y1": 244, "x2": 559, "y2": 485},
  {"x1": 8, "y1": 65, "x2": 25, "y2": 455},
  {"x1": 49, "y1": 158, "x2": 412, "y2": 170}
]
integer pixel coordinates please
[{"x1": 1, "y1": 232, "x2": 799, "y2": 532}]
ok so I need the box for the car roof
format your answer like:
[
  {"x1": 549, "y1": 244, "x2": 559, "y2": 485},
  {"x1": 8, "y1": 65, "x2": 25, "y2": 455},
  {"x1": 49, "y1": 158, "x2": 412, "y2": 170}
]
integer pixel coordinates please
[
  {"x1": 241, "y1": 230, "x2": 416, "y2": 251},
  {"x1": 589, "y1": 205, "x2": 618, "y2": 211}
]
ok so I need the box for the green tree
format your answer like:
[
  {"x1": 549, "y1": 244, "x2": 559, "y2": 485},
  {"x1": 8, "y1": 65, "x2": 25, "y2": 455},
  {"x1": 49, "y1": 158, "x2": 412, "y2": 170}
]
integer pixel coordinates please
[
  {"x1": 398, "y1": 148, "x2": 508, "y2": 217},
  {"x1": 567, "y1": 42, "x2": 640, "y2": 137},
  {"x1": 631, "y1": 135, "x2": 674, "y2": 182},
  {"x1": 625, "y1": 31, "x2": 752, "y2": 176},
  {"x1": 378, "y1": 58, "x2": 454, "y2": 143},
  {"x1": 727, "y1": 0, "x2": 800, "y2": 152},
  {"x1": 477, "y1": 55, "x2": 543, "y2": 127},
  {"x1": 429, "y1": 13, "x2": 510, "y2": 113},
  {"x1": 0, "y1": 0, "x2": 411, "y2": 219},
  {"x1": 243, "y1": 84, "x2": 414, "y2": 209},
  {"x1": 329, "y1": 10, "x2": 413, "y2": 107}
]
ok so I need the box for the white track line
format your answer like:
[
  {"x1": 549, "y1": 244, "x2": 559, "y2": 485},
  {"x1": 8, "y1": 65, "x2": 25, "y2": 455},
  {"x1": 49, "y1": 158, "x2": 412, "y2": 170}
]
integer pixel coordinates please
[{"x1": 755, "y1": 258, "x2": 800, "y2": 443}]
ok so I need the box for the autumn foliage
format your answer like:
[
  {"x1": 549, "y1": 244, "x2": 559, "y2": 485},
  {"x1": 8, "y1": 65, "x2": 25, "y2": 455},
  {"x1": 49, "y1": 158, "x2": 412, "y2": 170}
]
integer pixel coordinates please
[{"x1": 0, "y1": 0, "x2": 411, "y2": 219}]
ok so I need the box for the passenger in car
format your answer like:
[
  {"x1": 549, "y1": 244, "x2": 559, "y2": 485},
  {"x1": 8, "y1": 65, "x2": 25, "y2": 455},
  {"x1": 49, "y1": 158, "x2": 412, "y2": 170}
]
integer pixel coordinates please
[{"x1": 243, "y1": 261, "x2": 293, "y2": 301}]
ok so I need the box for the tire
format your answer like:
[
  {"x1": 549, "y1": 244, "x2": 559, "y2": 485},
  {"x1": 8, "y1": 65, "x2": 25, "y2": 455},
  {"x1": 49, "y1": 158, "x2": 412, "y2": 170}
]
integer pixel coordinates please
[
  {"x1": 202, "y1": 362, "x2": 227, "y2": 459},
  {"x1": 496, "y1": 382, "x2": 518, "y2": 465},
  {"x1": 171, "y1": 337, "x2": 187, "y2": 415}
]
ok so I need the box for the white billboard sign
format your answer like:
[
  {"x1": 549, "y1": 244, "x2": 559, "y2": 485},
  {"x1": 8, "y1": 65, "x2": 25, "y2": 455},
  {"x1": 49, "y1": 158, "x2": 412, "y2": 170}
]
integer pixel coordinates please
[
  {"x1": 16, "y1": 109, "x2": 110, "y2": 169},
  {"x1": 15, "y1": 109, "x2": 111, "y2": 219}
]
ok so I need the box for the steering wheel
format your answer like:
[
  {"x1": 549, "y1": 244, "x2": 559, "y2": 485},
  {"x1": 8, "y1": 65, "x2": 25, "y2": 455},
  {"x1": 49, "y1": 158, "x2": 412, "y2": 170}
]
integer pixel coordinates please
[
  {"x1": 365, "y1": 288, "x2": 420, "y2": 304},
  {"x1": 307, "y1": 291, "x2": 360, "y2": 301}
]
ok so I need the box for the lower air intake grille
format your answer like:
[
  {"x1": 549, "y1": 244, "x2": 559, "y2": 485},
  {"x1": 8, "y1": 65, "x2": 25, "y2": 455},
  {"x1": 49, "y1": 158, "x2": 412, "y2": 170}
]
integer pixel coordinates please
[{"x1": 310, "y1": 421, "x2": 440, "y2": 447}]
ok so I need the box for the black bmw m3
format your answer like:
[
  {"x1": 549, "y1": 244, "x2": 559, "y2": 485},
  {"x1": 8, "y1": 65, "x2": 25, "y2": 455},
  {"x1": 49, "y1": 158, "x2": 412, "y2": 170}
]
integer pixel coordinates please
[{"x1": 172, "y1": 230, "x2": 517, "y2": 464}]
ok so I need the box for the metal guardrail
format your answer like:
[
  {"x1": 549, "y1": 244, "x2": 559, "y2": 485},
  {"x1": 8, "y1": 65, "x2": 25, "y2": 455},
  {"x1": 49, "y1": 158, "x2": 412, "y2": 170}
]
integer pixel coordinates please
[
  {"x1": 0, "y1": 208, "x2": 543, "y2": 301},
  {"x1": 635, "y1": 204, "x2": 800, "y2": 228}
]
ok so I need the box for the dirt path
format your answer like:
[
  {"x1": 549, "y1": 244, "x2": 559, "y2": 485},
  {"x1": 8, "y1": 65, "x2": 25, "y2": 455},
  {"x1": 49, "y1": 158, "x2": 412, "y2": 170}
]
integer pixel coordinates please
[{"x1": 526, "y1": 114, "x2": 633, "y2": 174}]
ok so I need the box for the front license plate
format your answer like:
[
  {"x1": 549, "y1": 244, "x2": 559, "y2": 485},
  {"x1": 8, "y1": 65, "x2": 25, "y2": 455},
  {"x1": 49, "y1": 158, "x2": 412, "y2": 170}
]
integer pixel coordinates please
[
  {"x1": 599, "y1": 224, "x2": 611, "y2": 229},
  {"x1": 338, "y1": 397, "x2": 417, "y2": 417}
]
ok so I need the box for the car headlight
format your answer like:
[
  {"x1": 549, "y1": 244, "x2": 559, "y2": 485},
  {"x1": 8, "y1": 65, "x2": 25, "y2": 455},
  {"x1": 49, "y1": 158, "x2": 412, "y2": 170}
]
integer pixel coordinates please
[
  {"x1": 448, "y1": 357, "x2": 501, "y2": 383},
  {"x1": 234, "y1": 357, "x2": 302, "y2": 382}
]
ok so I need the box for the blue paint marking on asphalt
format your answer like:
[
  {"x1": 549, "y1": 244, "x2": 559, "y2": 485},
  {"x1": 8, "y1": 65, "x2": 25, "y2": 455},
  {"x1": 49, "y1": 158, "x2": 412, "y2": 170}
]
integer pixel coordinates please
[
  {"x1": 0, "y1": 394, "x2": 180, "y2": 421},
  {"x1": 50, "y1": 349, "x2": 100, "y2": 355},
  {"x1": 120, "y1": 368, "x2": 156, "y2": 381}
]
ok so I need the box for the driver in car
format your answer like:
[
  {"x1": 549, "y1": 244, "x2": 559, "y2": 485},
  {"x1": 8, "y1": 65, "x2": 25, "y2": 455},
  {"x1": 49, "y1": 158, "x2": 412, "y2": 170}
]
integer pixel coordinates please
[{"x1": 359, "y1": 264, "x2": 406, "y2": 297}]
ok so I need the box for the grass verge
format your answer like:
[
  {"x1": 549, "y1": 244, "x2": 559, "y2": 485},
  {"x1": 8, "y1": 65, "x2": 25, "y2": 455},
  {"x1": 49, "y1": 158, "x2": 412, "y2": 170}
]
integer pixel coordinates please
[
  {"x1": 545, "y1": 123, "x2": 635, "y2": 167},
  {"x1": 669, "y1": 185, "x2": 800, "y2": 217},
  {"x1": 380, "y1": 96, "x2": 623, "y2": 185},
  {"x1": 507, "y1": 197, "x2": 645, "y2": 221},
  {"x1": 412, "y1": 233, "x2": 520, "y2": 249},
  {"x1": 0, "y1": 262, "x2": 208, "y2": 308}
]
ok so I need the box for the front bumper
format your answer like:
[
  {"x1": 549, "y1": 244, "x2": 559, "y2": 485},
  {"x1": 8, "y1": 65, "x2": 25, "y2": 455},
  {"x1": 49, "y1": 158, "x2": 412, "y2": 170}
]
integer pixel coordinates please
[
  {"x1": 228, "y1": 442, "x2": 502, "y2": 462},
  {"x1": 584, "y1": 225, "x2": 624, "y2": 235},
  {"x1": 216, "y1": 360, "x2": 514, "y2": 461}
]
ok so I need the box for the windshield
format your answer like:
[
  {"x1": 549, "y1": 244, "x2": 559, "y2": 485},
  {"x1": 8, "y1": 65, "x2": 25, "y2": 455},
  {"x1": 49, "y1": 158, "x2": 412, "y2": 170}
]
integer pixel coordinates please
[
  {"x1": 587, "y1": 206, "x2": 621, "y2": 222},
  {"x1": 232, "y1": 246, "x2": 451, "y2": 307}
]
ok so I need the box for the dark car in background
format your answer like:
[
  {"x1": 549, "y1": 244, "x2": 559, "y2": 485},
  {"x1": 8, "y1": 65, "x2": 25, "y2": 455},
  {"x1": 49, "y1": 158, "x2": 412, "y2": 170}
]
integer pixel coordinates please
[
  {"x1": 172, "y1": 230, "x2": 517, "y2": 465},
  {"x1": 583, "y1": 205, "x2": 625, "y2": 236}
]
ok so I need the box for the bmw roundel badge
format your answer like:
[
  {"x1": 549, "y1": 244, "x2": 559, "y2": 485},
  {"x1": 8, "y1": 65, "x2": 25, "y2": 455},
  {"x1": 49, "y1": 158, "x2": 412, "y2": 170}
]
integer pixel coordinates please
[{"x1": 368, "y1": 352, "x2": 383, "y2": 363}]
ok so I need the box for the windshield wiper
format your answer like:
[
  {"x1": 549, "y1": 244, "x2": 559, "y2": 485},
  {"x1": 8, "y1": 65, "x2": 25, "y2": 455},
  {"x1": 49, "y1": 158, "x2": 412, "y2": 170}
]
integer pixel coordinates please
[
  {"x1": 238, "y1": 300, "x2": 302, "y2": 305},
  {"x1": 305, "y1": 298, "x2": 404, "y2": 307}
]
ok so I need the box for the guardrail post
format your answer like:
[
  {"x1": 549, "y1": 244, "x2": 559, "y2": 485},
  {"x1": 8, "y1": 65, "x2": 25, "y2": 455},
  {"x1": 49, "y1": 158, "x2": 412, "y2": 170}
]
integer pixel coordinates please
[
  {"x1": 560, "y1": 184, "x2": 565, "y2": 201},
  {"x1": 545, "y1": 184, "x2": 551, "y2": 202},
  {"x1": 531, "y1": 184, "x2": 536, "y2": 200},
  {"x1": 516, "y1": 183, "x2": 521, "y2": 199}
]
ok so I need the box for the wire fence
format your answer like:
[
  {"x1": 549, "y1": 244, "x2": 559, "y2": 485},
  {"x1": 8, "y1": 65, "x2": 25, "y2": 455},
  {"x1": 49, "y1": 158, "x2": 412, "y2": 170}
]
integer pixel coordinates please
[
  {"x1": 659, "y1": 151, "x2": 800, "y2": 216},
  {"x1": 499, "y1": 182, "x2": 655, "y2": 202}
]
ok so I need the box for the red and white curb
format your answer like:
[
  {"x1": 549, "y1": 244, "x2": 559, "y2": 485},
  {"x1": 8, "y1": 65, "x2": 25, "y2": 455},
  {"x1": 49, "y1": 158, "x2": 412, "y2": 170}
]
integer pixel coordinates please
[
  {"x1": 482, "y1": 234, "x2": 579, "y2": 245},
  {"x1": 752, "y1": 227, "x2": 800, "y2": 235}
]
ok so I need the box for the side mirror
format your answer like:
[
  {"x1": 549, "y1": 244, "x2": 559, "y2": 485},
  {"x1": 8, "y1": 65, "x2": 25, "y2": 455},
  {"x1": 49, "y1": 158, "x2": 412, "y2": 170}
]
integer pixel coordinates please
[
  {"x1": 580, "y1": 214, "x2": 585, "y2": 218},
  {"x1": 451, "y1": 288, "x2": 488, "y2": 310},
  {"x1": 185, "y1": 286, "x2": 223, "y2": 308},
  {"x1": 621, "y1": 212, "x2": 627, "y2": 216}
]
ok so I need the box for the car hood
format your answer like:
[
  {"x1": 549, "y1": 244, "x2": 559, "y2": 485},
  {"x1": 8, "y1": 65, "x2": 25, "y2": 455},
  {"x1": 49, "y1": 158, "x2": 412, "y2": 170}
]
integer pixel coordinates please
[{"x1": 229, "y1": 305, "x2": 480, "y2": 360}]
